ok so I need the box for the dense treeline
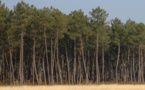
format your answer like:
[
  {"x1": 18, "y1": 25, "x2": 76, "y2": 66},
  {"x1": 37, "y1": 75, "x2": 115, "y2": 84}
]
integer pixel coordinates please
[{"x1": 0, "y1": 1, "x2": 145, "y2": 85}]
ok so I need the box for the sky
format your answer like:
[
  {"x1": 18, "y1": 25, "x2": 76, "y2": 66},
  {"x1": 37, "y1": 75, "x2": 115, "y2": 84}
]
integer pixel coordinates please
[{"x1": 1, "y1": 0, "x2": 145, "y2": 23}]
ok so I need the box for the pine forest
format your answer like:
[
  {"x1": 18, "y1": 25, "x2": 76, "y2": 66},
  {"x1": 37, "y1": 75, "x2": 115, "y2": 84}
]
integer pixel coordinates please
[{"x1": 0, "y1": 1, "x2": 145, "y2": 85}]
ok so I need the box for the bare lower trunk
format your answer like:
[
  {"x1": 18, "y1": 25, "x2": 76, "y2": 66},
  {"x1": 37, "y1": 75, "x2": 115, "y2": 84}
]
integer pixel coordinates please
[
  {"x1": 133, "y1": 49, "x2": 135, "y2": 81},
  {"x1": 96, "y1": 35, "x2": 100, "y2": 83},
  {"x1": 56, "y1": 47, "x2": 63, "y2": 84},
  {"x1": 34, "y1": 59, "x2": 39, "y2": 84},
  {"x1": 92, "y1": 53, "x2": 95, "y2": 81},
  {"x1": 51, "y1": 38, "x2": 54, "y2": 84},
  {"x1": 127, "y1": 48, "x2": 131, "y2": 81},
  {"x1": 44, "y1": 30, "x2": 50, "y2": 84},
  {"x1": 78, "y1": 56, "x2": 82, "y2": 84},
  {"x1": 80, "y1": 38, "x2": 88, "y2": 84},
  {"x1": 32, "y1": 36, "x2": 35, "y2": 85},
  {"x1": 116, "y1": 43, "x2": 120, "y2": 83},
  {"x1": 19, "y1": 31, "x2": 24, "y2": 85},
  {"x1": 65, "y1": 45, "x2": 70, "y2": 84},
  {"x1": 2, "y1": 50, "x2": 4, "y2": 82},
  {"x1": 138, "y1": 45, "x2": 141, "y2": 83},
  {"x1": 10, "y1": 49, "x2": 14, "y2": 85},
  {"x1": 56, "y1": 30, "x2": 62, "y2": 84},
  {"x1": 141, "y1": 49, "x2": 144, "y2": 83},
  {"x1": 42, "y1": 52, "x2": 46, "y2": 84},
  {"x1": 73, "y1": 41, "x2": 76, "y2": 84},
  {"x1": 102, "y1": 47, "x2": 105, "y2": 82}
]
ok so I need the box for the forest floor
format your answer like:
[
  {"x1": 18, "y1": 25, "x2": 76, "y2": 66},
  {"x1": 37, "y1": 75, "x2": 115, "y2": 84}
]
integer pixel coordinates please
[{"x1": 0, "y1": 85, "x2": 145, "y2": 90}]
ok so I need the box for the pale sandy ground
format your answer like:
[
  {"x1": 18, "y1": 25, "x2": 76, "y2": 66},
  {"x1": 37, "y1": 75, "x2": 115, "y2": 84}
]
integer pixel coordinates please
[{"x1": 0, "y1": 85, "x2": 145, "y2": 90}]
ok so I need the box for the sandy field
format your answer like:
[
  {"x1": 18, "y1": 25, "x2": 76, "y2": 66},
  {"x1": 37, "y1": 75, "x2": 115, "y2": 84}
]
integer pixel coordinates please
[{"x1": 0, "y1": 85, "x2": 145, "y2": 90}]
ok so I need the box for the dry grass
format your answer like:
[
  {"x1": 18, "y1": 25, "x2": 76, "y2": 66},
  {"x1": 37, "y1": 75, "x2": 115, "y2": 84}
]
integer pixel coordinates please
[{"x1": 0, "y1": 85, "x2": 145, "y2": 90}]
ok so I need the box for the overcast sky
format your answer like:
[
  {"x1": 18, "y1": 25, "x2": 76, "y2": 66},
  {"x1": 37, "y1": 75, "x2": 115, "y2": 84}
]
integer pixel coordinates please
[{"x1": 2, "y1": 0, "x2": 145, "y2": 23}]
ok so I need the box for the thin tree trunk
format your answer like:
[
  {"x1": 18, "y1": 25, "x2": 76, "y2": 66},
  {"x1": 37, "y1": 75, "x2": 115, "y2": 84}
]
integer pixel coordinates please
[
  {"x1": 10, "y1": 48, "x2": 14, "y2": 85},
  {"x1": 80, "y1": 38, "x2": 88, "y2": 84},
  {"x1": 92, "y1": 53, "x2": 95, "y2": 81},
  {"x1": 73, "y1": 41, "x2": 76, "y2": 84},
  {"x1": 56, "y1": 30, "x2": 63, "y2": 84},
  {"x1": 32, "y1": 36, "x2": 39, "y2": 84},
  {"x1": 78, "y1": 55, "x2": 82, "y2": 84},
  {"x1": 19, "y1": 36, "x2": 22, "y2": 85},
  {"x1": 34, "y1": 60, "x2": 39, "y2": 84},
  {"x1": 21, "y1": 31, "x2": 24, "y2": 85},
  {"x1": 116, "y1": 42, "x2": 120, "y2": 83},
  {"x1": 32, "y1": 36, "x2": 36, "y2": 85},
  {"x1": 130, "y1": 60, "x2": 133, "y2": 82},
  {"x1": 102, "y1": 47, "x2": 105, "y2": 82},
  {"x1": 127, "y1": 48, "x2": 131, "y2": 81},
  {"x1": 142, "y1": 50, "x2": 145, "y2": 83},
  {"x1": 133, "y1": 48, "x2": 135, "y2": 81},
  {"x1": 138, "y1": 45, "x2": 141, "y2": 83},
  {"x1": 65, "y1": 45, "x2": 70, "y2": 84},
  {"x1": 44, "y1": 30, "x2": 50, "y2": 84},
  {"x1": 42, "y1": 52, "x2": 46, "y2": 84},
  {"x1": 86, "y1": 50, "x2": 90, "y2": 84},
  {"x1": 61, "y1": 55, "x2": 64, "y2": 81},
  {"x1": 2, "y1": 50, "x2": 5, "y2": 82},
  {"x1": 141, "y1": 49, "x2": 144, "y2": 83},
  {"x1": 0, "y1": 51, "x2": 2, "y2": 80},
  {"x1": 96, "y1": 35, "x2": 100, "y2": 83},
  {"x1": 19, "y1": 31, "x2": 24, "y2": 85},
  {"x1": 51, "y1": 38, "x2": 54, "y2": 84},
  {"x1": 56, "y1": 48, "x2": 63, "y2": 84},
  {"x1": 38, "y1": 55, "x2": 42, "y2": 84}
]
